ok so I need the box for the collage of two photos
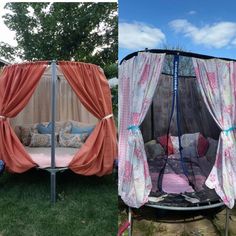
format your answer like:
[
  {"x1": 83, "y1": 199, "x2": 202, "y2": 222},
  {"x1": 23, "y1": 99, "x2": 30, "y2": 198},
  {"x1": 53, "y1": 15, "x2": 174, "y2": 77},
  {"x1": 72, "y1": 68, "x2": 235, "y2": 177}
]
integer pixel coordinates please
[{"x1": 1, "y1": 0, "x2": 236, "y2": 235}]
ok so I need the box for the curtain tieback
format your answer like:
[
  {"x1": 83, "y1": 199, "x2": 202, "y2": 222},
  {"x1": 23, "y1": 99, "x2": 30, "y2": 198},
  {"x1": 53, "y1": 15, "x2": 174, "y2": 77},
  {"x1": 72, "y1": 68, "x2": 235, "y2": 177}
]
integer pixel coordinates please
[
  {"x1": 127, "y1": 125, "x2": 140, "y2": 131},
  {"x1": 0, "y1": 115, "x2": 6, "y2": 120},
  {"x1": 224, "y1": 126, "x2": 236, "y2": 135},
  {"x1": 102, "y1": 114, "x2": 113, "y2": 120}
]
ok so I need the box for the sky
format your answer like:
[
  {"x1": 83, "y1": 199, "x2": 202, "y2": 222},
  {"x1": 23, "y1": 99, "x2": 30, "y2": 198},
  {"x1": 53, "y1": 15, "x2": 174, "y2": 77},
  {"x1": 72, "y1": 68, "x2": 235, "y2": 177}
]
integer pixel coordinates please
[
  {"x1": 119, "y1": 0, "x2": 236, "y2": 61},
  {"x1": 0, "y1": 1, "x2": 17, "y2": 47},
  {"x1": 1, "y1": 1, "x2": 236, "y2": 63}
]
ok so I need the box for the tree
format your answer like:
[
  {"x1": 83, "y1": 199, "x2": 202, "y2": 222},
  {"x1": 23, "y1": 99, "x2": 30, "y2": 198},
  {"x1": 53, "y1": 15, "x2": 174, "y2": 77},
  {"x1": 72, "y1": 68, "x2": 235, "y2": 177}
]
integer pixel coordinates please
[
  {"x1": 161, "y1": 45, "x2": 194, "y2": 76},
  {"x1": 1, "y1": 2, "x2": 117, "y2": 68}
]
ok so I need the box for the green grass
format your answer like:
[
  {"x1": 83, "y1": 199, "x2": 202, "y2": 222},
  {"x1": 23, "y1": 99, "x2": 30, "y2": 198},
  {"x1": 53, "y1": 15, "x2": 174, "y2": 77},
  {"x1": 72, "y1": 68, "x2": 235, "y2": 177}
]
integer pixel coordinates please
[{"x1": 0, "y1": 169, "x2": 117, "y2": 236}]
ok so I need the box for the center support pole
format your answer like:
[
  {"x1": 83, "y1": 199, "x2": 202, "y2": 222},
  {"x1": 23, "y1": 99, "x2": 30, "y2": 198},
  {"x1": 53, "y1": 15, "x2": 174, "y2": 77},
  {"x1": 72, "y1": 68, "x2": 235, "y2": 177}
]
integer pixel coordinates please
[{"x1": 51, "y1": 60, "x2": 57, "y2": 204}]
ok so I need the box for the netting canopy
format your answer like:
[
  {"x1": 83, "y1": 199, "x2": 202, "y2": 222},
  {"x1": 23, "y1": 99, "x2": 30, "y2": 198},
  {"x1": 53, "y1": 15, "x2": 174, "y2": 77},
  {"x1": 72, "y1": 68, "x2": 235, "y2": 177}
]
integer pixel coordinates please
[{"x1": 119, "y1": 50, "x2": 236, "y2": 209}]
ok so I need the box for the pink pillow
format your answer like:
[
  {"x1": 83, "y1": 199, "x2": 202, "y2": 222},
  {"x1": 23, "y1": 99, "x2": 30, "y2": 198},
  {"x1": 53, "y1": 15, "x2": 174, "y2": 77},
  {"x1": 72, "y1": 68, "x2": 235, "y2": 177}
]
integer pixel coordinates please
[
  {"x1": 157, "y1": 135, "x2": 174, "y2": 155},
  {"x1": 197, "y1": 134, "x2": 209, "y2": 157},
  {"x1": 162, "y1": 173, "x2": 194, "y2": 193}
]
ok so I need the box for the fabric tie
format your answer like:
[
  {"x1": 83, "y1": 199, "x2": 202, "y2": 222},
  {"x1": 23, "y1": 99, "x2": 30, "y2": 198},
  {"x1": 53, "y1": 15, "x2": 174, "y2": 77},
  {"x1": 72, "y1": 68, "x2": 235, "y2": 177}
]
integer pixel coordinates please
[
  {"x1": 224, "y1": 126, "x2": 236, "y2": 136},
  {"x1": 127, "y1": 125, "x2": 140, "y2": 131},
  {"x1": 102, "y1": 114, "x2": 113, "y2": 120},
  {"x1": 0, "y1": 115, "x2": 6, "y2": 120}
]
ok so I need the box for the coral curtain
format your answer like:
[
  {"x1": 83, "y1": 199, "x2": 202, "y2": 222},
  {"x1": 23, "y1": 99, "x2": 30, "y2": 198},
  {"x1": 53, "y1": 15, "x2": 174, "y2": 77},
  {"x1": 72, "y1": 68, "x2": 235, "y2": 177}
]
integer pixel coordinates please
[
  {"x1": 0, "y1": 62, "x2": 48, "y2": 173},
  {"x1": 193, "y1": 58, "x2": 236, "y2": 208},
  {"x1": 119, "y1": 52, "x2": 165, "y2": 208},
  {"x1": 59, "y1": 62, "x2": 117, "y2": 176}
]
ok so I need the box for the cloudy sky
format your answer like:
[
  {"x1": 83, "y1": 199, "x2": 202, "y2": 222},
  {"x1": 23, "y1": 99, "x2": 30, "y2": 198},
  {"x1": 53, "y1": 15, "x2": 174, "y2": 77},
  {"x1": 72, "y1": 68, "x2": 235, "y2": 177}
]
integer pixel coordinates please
[
  {"x1": 0, "y1": 1, "x2": 17, "y2": 47},
  {"x1": 119, "y1": 0, "x2": 236, "y2": 61}
]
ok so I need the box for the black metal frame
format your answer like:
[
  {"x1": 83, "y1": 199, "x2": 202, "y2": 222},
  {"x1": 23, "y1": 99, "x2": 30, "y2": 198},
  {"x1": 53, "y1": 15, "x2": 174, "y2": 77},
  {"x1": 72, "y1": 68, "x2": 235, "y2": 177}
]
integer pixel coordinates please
[
  {"x1": 120, "y1": 49, "x2": 236, "y2": 65},
  {"x1": 127, "y1": 206, "x2": 230, "y2": 236}
]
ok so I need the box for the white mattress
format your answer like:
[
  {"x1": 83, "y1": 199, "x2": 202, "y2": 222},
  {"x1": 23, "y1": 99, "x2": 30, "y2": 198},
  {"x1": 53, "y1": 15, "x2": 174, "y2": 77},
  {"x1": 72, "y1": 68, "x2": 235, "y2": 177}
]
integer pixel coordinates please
[{"x1": 25, "y1": 147, "x2": 78, "y2": 168}]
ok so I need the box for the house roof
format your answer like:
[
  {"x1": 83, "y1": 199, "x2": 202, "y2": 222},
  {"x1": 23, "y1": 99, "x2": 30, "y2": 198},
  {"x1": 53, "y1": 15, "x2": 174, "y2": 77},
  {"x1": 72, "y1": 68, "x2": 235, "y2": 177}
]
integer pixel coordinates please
[{"x1": 0, "y1": 58, "x2": 10, "y2": 66}]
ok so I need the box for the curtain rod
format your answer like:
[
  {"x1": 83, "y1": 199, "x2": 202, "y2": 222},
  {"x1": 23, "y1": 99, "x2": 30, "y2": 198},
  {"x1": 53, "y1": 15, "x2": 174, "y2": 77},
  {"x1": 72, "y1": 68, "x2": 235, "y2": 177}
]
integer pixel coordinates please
[{"x1": 120, "y1": 49, "x2": 236, "y2": 64}]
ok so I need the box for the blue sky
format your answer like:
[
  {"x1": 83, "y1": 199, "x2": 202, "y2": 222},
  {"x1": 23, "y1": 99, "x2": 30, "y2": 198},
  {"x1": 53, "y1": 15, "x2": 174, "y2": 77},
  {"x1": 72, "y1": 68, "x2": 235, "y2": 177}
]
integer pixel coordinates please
[{"x1": 119, "y1": 0, "x2": 236, "y2": 61}]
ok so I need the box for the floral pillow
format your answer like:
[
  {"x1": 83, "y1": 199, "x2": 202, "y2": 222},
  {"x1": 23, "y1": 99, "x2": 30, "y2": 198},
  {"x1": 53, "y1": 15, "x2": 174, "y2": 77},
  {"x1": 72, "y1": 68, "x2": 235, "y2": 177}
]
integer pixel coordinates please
[
  {"x1": 59, "y1": 132, "x2": 89, "y2": 148},
  {"x1": 59, "y1": 122, "x2": 89, "y2": 148},
  {"x1": 21, "y1": 127, "x2": 32, "y2": 146},
  {"x1": 29, "y1": 133, "x2": 53, "y2": 147}
]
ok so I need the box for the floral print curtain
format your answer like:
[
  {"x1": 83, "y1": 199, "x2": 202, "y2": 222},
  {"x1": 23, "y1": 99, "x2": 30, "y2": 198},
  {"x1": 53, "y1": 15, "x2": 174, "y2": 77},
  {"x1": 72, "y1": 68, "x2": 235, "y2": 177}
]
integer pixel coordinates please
[
  {"x1": 193, "y1": 58, "x2": 236, "y2": 208},
  {"x1": 119, "y1": 52, "x2": 165, "y2": 208}
]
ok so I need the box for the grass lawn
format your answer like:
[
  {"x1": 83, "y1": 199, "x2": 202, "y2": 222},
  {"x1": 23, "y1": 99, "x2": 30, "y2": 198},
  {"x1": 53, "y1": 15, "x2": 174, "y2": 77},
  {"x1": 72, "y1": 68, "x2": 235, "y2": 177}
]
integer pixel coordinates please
[{"x1": 0, "y1": 169, "x2": 117, "y2": 236}]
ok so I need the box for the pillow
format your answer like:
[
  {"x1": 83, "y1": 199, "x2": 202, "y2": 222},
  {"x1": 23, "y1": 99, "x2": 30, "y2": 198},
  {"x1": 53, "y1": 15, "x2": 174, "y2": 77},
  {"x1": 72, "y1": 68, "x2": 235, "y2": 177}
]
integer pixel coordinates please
[
  {"x1": 21, "y1": 127, "x2": 32, "y2": 146},
  {"x1": 14, "y1": 126, "x2": 21, "y2": 141},
  {"x1": 29, "y1": 133, "x2": 53, "y2": 147},
  {"x1": 31, "y1": 122, "x2": 64, "y2": 134},
  {"x1": 206, "y1": 137, "x2": 218, "y2": 162},
  {"x1": 145, "y1": 140, "x2": 165, "y2": 160},
  {"x1": 37, "y1": 122, "x2": 52, "y2": 134},
  {"x1": 59, "y1": 132, "x2": 89, "y2": 148},
  {"x1": 197, "y1": 134, "x2": 209, "y2": 157},
  {"x1": 157, "y1": 135, "x2": 173, "y2": 155},
  {"x1": 181, "y1": 133, "x2": 199, "y2": 157},
  {"x1": 170, "y1": 136, "x2": 179, "y2": 154},
  {"x1": 71, "y1": 124, "x2": 95, "y2": 135}
]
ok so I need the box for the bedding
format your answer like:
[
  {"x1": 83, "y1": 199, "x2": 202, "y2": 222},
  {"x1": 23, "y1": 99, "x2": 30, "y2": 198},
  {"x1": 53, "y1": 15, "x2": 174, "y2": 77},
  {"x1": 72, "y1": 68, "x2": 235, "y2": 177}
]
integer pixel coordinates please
[
  {"x1": 25, "y1": 146, "x2": 78, "y2": 168},
  {"x1": 146, "y1": 134, "x2": 216, "y2": 195},
  {"x1": 148, "y1": 153, "x2": 212, "y2": 194}
]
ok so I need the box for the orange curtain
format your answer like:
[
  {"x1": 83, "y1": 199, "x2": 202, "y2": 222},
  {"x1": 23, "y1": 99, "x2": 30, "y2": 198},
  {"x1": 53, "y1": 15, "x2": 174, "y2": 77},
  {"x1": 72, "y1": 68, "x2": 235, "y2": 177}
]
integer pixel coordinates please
[
  {"x1": 59, "y1": 62, "x2": 117, "y2": 176},
  {"x1": 0, "y1": 62, "x2": 48, "y2": 173}
]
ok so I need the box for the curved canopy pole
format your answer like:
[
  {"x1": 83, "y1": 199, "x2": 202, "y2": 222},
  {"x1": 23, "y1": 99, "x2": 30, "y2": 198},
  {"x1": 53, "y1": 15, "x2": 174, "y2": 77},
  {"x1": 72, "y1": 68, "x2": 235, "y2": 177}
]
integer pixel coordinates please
[
  {"x1": 193, "y1": 58, "x2": 236, "y2": 209},
  {"x1": 118, "y1": 52, "x2": 165, "y2": 208}
]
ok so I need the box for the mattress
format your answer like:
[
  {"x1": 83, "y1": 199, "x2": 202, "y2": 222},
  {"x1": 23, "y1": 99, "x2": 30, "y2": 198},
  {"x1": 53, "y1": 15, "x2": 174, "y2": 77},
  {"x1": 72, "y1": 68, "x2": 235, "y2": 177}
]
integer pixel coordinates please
[
  {"x1": 25, "y1": 146, "x2": 78, "y2": 168},
  {"x1": 148, "y1": 153, "x2": 213, "y2": 194}
]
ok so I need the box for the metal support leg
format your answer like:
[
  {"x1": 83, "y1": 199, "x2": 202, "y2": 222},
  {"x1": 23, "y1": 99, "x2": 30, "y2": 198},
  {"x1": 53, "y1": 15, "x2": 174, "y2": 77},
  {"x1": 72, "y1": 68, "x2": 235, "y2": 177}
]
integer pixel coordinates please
[
  {"x1": 225, "y1": 207, "x2": 230, "y2": 236},
  {"x1": 51, "y1": 171, "x2": 56, "y2": 204},
  {"x1": 50, "y1": 60, "x2": 57, "y2": 204},
  {"x1": 128, "y1": 207, "x2": 132, "y2": 236}
]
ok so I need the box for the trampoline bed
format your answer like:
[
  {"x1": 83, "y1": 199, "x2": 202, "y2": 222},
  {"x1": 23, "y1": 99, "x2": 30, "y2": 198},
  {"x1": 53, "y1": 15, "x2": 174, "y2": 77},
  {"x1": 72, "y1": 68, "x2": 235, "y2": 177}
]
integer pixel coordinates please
[{"x1": 25, "y1": 147, "x2": 78, "y2": 168}]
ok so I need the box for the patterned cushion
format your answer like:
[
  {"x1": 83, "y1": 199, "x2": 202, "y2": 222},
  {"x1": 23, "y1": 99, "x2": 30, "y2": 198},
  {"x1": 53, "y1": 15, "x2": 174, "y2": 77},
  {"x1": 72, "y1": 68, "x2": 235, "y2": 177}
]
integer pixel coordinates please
[
  {"x1": 59, "y1": 132, "x2": 89, "y2": 148},
  {"x1": 21, "y1": 127, "x2": 32, "y2": 146},
  {"x1": 29, "y1": 133, "x2": 53, "y2": 147}
]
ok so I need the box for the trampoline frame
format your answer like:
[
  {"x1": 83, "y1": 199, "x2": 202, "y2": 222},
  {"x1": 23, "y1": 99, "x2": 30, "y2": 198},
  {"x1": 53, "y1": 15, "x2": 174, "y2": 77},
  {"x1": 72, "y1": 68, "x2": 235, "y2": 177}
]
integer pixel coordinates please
[
  {"x1": 127, "y1": 203, "x2": 230, "y2": 236},
  {"x1": 120, "y1": 49, "x2": 234, "y2": 236}
]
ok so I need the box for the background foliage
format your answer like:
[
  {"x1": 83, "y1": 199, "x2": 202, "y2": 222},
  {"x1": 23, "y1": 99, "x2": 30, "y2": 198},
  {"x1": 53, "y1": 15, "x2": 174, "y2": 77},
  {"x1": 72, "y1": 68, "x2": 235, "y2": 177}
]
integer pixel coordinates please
[{"x1": 1, "y1": 2, "x2": 117, "y2": 69}]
